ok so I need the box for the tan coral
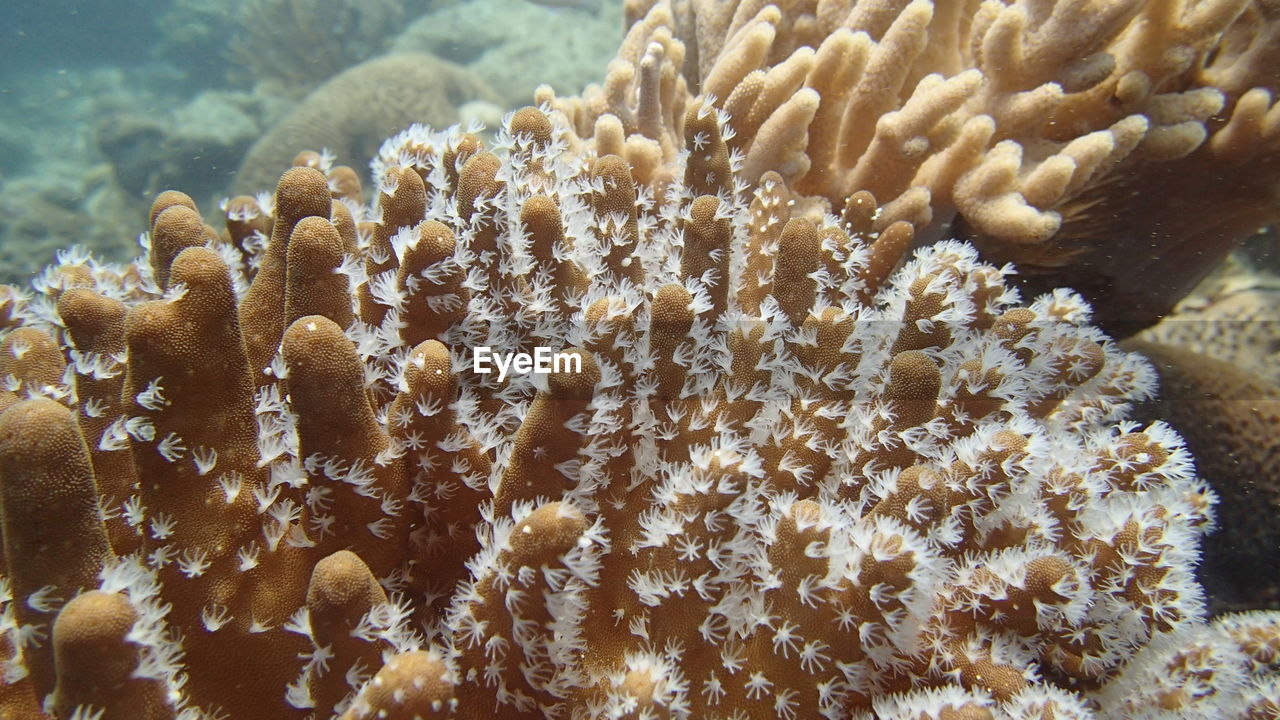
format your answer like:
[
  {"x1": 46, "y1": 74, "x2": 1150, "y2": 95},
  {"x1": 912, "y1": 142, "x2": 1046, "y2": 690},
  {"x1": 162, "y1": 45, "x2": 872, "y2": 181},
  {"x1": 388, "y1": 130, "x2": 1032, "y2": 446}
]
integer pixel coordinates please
[
  {"x1": 542, "y1": 0, "x2": 1280, "y2": 332},
  {"x1": 50, "y1": 591, "x2": 173, "y2": 720},
  {"x1": 0, "y1": 103, "x2": 1271, "y2": 719},
  {"x1": 233, "y1": 53, "x2": 499, "y2": 195},
  {"x1": 1123, "y1": 339, "x2": 1280, "y2": 611},
  {"x1": 229, "y1": 0, "x2": 410, "y2": 89}
]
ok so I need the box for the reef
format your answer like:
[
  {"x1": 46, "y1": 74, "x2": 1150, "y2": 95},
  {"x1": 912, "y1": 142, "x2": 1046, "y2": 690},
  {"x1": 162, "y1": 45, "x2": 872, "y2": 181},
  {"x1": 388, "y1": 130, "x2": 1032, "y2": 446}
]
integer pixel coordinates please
[
  {"x1": 232, "y1": 53, "x2": 499, "y2": 195},
  {"x1": 0, "y1": 99, "x2": 1276, "y2": 718},
  {"x1": 1140, "y1": 255, "x2": 1280, "y2": 386},
  {"x1": 1125, "y1": 256, "x2": 1280, "y2": 610},
  {"x1": 390, "y1": 0, "x2": 626, "y2": 109},
  {"x1": 2, "y1": 0, "x2": 1280, "y2": 718},
  {"x1": 1124, "y1": 338, "x2": 1280, "y2": 612},
  {"x1": 227, "y1": 0, "x2": 416, "y2": 89},
  {"x1": 539, "y1": 0, "x2": 1280, "y2": 333}
]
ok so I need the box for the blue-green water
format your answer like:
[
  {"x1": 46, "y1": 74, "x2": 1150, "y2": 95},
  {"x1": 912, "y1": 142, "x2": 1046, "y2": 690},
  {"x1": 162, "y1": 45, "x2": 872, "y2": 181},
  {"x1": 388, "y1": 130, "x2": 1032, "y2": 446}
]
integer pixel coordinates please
[{"x1": 0, "y1": 0, "x2": 622, "y2": 280}]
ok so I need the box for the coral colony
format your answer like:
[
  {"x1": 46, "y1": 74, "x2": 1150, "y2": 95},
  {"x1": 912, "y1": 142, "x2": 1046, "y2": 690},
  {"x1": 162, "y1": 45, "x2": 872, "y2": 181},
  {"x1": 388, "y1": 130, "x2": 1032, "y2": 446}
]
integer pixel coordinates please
[{"x1": 1, "y1": 0, "x2": 1280, "y2": 719}]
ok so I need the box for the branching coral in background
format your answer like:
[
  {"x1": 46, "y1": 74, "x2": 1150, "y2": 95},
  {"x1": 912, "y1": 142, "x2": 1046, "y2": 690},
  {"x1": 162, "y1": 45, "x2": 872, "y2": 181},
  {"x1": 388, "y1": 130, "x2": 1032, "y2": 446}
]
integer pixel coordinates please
[
  {"x1": 228, "y1": 0, "x2": 417, "y2": 89},
  {"x1": 0, "y1": 104, "x2": 1274, "y2": 719},
  {"x1": 232, "y1": 53, "x2": 500, "y2": 195},
  {"x1": 541, "y1": 0, "x2": 1280, "y2": 333}
]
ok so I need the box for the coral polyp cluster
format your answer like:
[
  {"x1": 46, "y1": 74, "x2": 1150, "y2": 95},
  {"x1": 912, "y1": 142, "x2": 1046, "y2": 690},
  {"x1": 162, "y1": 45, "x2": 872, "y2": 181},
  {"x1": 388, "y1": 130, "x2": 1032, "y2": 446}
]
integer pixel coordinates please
[{"x1": 0, "y1": 104, "x2": 1275, "y2": 720}]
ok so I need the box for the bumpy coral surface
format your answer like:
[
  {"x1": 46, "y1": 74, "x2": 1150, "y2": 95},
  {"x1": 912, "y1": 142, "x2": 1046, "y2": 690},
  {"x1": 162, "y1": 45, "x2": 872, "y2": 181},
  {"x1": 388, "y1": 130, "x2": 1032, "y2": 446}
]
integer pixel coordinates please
[
  {"x1": 0, "y1": 105, "x2": 1275, "y2": 720},
  {"x1": 1124, "y1": 338, "x2": 1280, "y2": 612}
]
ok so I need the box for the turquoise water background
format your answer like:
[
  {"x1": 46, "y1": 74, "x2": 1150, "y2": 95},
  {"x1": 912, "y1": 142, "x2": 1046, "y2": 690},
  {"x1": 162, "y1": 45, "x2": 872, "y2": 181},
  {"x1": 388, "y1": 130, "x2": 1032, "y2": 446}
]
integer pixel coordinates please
[{"x1": 0, "y1": 0, "x2": 621, "y2": 280}]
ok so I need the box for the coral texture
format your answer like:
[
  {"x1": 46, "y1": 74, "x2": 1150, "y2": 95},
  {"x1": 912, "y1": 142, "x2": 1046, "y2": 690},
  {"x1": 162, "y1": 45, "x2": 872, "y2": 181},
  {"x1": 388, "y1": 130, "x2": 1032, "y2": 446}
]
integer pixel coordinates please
[
  {"x1": 1141, "y1": 261, "x2": 1280, "y2": 386},
  {"x1": 233, "y1": 53, "x2": 499, "y2": 195},
  {"x1": 1124, "y1": 338, "x2": 1280, "y2": 611},
  {"x1": 0, "y1": 104, "x2": 1276, "y2": 720},
  {"x1": 1127, "y1": 261, "x2": 1280, "y2": 610},
  {"x1": 390, "y1": 0, "x2": 625, "y2": 109},
  {"x1": 539, "y1": 0, "x2": 1280, "y2": 332},
  {"x1": 228, "y1": 0, "x2": 414, "y2": 88}
]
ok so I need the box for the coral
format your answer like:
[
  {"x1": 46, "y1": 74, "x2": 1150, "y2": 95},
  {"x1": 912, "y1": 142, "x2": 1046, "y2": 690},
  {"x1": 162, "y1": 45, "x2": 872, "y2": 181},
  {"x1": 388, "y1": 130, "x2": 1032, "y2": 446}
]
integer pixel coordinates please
[
  {"x1": 233, "y1": 53, "x2": 499, "y2": 195},
  {"x1": 228, "y1": 0, "x2": 419, "y2": 89},
  {"x1": 1123, "y1": 338, "x2": 1280, "y2": 611},
  {"x1": 0, "y1": 64, "x2": 175, "y2": 283},
  {"x1": 538, "y1": 0, "x2": 1280, "y2": 332},
  {"x1": 0, "y1": 63, "x2": 298, "y2": 286},
  {"x1": 94, "y1": 91, "x2": 263, "y2": 201},
  {"x1": 1139, "y1": 258, "x2": 1280, "y2": 386},
  {"x1": 0, "y1": 104, "x2": 1274, "y2": 720},
  {"x1": 1095, "y1": 612, "x2": 1280, "y2": 718},
  {"x1": 1123, "y1": 260, "x2": 1280, "y2": 612},
  {"x1": 0, "y1": 169, "x2": 146, "y2": 286},
  {"x1": 389, "y1": 0, "x2": 625, "y2": 109}
]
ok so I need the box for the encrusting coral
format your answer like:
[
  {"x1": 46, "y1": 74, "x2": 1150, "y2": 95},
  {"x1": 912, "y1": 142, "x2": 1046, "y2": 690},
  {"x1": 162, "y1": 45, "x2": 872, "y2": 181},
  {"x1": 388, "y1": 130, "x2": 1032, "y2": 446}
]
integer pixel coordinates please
[
  {"x1": 1122, "y1": 338, "x2": 1280, "y2": 611},
  {"x1": 538, "y1": 0, "x2": 1280, "y2": 333},
  {"x1": 0, "y1": 99, "x2": 1276, "y2": 720},
  {"x1": 1123, "y1": 261, "x2": 1280, "y2": 610}
]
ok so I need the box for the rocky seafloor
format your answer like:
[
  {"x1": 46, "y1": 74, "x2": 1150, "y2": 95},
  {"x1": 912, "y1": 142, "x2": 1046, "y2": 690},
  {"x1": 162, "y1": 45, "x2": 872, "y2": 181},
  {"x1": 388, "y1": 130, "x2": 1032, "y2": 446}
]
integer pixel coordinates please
[{"x1": 0, "y1": 0, "x2": 622, "y2": 283}]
